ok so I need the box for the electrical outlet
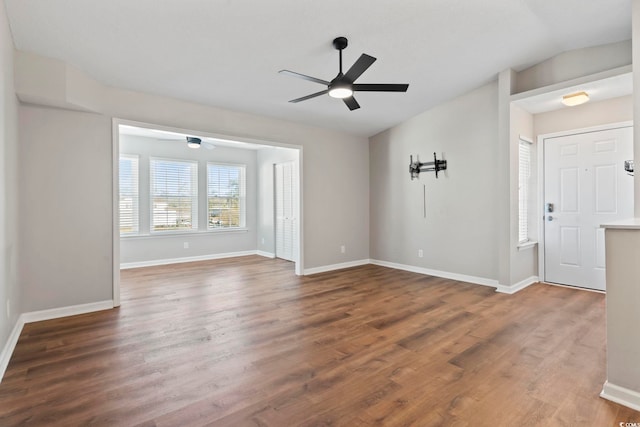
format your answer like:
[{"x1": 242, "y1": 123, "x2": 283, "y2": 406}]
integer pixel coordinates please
[
  {"x1": 418, "y1": 249, "x2": 424, "y2": 258},
  {"x1": 261, "y1": 237, "x2": 265, "y2": 245},
  {"x1": 340, "y1": 245, "x2": 346, "y2": 254},
  {"x1": 183, "y1": 242, "x2": 189, "y2": 249}
]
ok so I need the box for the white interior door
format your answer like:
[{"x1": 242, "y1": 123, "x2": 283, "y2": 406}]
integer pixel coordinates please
[
  {"x1": 275, "y1": 162, "x2": 297, "y2": 262},
  {"x1": 544, "y1": 126, "x2": 633, "y2": 290}
]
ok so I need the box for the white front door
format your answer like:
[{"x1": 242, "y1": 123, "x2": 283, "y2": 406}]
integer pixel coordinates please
[
  {"x1": 544, "y1": 126, "x2": 633, "y2": 290},
  {"x1": 275, "y1": 161, "x2": 297, "y2": 262}
]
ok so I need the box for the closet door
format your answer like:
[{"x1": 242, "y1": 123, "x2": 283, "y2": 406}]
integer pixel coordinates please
[{"x1": 275, "y1": 162, "x2": 296, "y2": 262}]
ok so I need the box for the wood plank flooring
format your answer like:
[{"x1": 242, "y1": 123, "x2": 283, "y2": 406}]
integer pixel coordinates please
[{"x1": 1, "y1": 256, "x2": 639, "y2": 426}]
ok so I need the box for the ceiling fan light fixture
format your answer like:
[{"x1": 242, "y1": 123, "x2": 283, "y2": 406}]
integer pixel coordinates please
[
  {"x1": 562, "y1": 91, "x2": 589, "y2": 107},
  {"x1": 328, "y1": 86, "x2": 353, "y2": 99},
  {"x1": 186, "y1": 137, "x2": 201, "y2": 149}
]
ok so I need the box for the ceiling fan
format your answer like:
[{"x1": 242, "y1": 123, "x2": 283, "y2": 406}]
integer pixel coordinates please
[
  {"x1": 185, "y1": 136, "x2": 215, "y2": 150},
  {"x1": 279, "y1": 36, "x2": 409, "y2": 111},
  {"x1": 159, "y1": 135, "x2": 216, "y2": 149}
]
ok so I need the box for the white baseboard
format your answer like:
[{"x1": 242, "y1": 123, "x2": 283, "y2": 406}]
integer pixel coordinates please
[
  {"x1": 601, "y1": 381, "x2": 640, "y2": 411},
  {"x1": 0, "y1": 317, "x2": 25, "y2": 384},
  {"x1": 1, "y1": 299, "x2": 114, "y2": 384},
  {"x1": 256, "y1": 251, "x2": 275, "y2": 259},
  {"x1": 304, "y1": 259, "x2": 371, "y2": 275},
  {"x1": 496, "y1": 276, "x2": 539, "y2": 294},
  {"x1": 21, "y1": 300, "x2": 114, "y2": 324},
  {"x1": 120, "y1": 250, "x2": 258, "y2": 269},
  {"x1": 370, "y1": 259, "x2": 500, "y2": 288}
]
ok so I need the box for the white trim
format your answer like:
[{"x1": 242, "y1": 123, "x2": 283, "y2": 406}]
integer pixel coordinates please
[
  {"x1": 496, "y1": 276, "x2": 538, "y2": 294},
  {"x1": 21, "y1": 300, "x2": 114, "y2": 324},
  {"x1": 120, "y1": 250, "x2": 258, "y2": 269},
  {"x1": 304, "y1": 259, "x2": 371, "y2": 275},
  {"x1": 112, "y1": 119, "x2": 120, "y2": 307},
  {"x1": 519, "y1": 135, "x2": 533, "y2": 144},
  {"x1": 538, "y1": 121, "x2": 633, "y2": 142},
  {"x1": 0, "y1": 300, "x2": 115, "y2": 383},
  {"x1": 0, "y1": 318, "x2": 25, "y2": 383},
  {"x1": 541, "y1": 281, "x2": 605, "y2": 294},
  {"x1": 121, "y1": 228, "x2": 249, "y2": 240},
  {"x1": 256, "y1": 250, "x2": 275, "y2": 259},
  {"x1": 297, "y1": 149, "x2": 303, "y2": 276},
  {"x1": 370, "y1": 259, "x2": 500, "y2": 288},
  {"x1": 510, "y1": 65, "x2": 632, "y2": 102},
  {"x1": 517, "y1": 240, "x2": 537, "y2": 251},
  {"x1": 601, "y1": 381, "x2": 640, "y2": 412}
]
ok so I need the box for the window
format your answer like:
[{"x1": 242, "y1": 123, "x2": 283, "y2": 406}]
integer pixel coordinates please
[
  {"x1": 207, "y1": 164, "x2": 245, "y2": 229},
  {"x1": 119, "y1": 155, "x2": 139, "y2": 235},
  {"x1": 150, "y1": 158, "x2": 198, "y2": 232},
  {"x1": 518, "y1": 139, "x2": 532, "y2": 243}
]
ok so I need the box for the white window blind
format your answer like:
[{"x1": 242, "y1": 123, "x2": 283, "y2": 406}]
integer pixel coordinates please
[
  {"x1": 207, "y1": 164, "x2": 245, "y2": 229},
  {"x1": 150, "y1": 158, "x2": 198, "y2": 232},
  {"x1": 518, "y1": 140, "x2": 532, "y2": 243},
  {"x1": 119, "y1": 155, "x2": 139, "y2": 235}
]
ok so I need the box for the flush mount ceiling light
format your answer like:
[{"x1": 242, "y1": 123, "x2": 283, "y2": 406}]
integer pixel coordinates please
[
  {"x1": 562, "y1": 91, "x2": 589, "y2": 107},
  {"x1": 187, "y1": 136, "x2": 201, "y2": 148}
]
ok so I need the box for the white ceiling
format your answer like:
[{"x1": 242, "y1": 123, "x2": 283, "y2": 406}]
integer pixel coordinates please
[
  {"x1": 513, "y1": 72, "x2": 633, "y2": 114},
  {"x1": 119, "y1": 124, "x2": 272, "y2": 150},
  {"x1": 4, "y1": 0, "x2": 632, "y2": 137}
]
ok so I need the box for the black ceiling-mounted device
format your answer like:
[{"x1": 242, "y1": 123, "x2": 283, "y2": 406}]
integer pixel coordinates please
[{"x1": 279, "y1": 37, "x2": 409, "y2": 111}]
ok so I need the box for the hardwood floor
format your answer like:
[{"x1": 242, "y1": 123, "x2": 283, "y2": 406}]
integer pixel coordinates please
[{"x1": 1, "y1": 256, "x2": 638, "y2": 426}]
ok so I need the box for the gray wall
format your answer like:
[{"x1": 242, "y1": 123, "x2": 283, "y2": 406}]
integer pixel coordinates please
[
  {"x1": 515, "y1": 40, "x2": 632, "y2": 94},
  {"x1": 256, "y1": 147, "x2": 298, "y2": 257},
  {"x1": 369, "y1": 82, "x2": 499, "y2": 280},
  {"x1": 14, "y1": 50, "x2": 370, "y2": 313},
  {"x1": 0, "y1": 0, "x2": 19, "y2": 351},
  {"x1": 18, "y1": 105, "x2": 113, "y2": 312},
  {"x1": 534, "y1": 95, "x2": 632, "y2": 136},
  {"x1": 119, "y1": 134, "x2": 258, "y2": 264}
]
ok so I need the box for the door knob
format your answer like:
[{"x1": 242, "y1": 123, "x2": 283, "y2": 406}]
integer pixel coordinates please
[{"x1": 547, "y1": 216, "x2": 554, "y2": 221}]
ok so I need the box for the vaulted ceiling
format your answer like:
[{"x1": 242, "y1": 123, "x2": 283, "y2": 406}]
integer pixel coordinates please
[{"x1": 4, "y1": 0, "x2": 632, "y2": 137}]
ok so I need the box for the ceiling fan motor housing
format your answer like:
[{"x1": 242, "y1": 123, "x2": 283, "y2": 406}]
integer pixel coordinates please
[{"x1": 332, "y1": 37, "x2": 348, "y2": 51}]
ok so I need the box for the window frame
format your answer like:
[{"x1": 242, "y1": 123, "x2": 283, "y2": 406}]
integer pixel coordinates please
[
  {"x1": 206, "y1": 162, "x2": 246, "y2": 231},
  {"x1": 149, "y1": 157, "x2": 199, "y2": 234},
  {"x1": 119, "y1": 154, "x2": 140, "y2": 236},
  {"x1": 518, "y1": 139, "x2": 532, "y2": 244}
]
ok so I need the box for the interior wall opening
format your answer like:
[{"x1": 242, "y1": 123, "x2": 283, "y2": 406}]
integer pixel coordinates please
[{"x1": 112, "y1": 120, "x2": 303, "y2": 306}]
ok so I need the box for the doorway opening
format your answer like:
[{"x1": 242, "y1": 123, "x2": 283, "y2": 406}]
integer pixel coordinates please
[
  {"x1": 111, "y1": 120, "x2": 303, "y2": 306},
  {"x1": 511, "y1": 68, "x2": 633, "y2": 291}
]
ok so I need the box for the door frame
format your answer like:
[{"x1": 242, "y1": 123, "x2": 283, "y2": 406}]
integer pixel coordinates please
[{"x1": 536, "y1": 121, "x2": 633, "y2": 284}]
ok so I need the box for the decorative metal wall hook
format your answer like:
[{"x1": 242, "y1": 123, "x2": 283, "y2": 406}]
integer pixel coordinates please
[{"x1": 409, "y1": 152, "x2": 447, "y2": 180}]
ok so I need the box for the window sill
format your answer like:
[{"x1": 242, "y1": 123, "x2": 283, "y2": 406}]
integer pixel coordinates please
[
  {"x1": 517, "y1": 240, "x2": 537, "y2": 251},
  {"x1": 121, "y1": 228, "x2": 249, "y2": 240}
]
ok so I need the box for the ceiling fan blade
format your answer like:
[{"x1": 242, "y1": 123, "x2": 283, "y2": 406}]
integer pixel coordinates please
[
  {"x1": 343, "y1": 96, "x2": 360, "y2": 111},
  {"x1": 279, "y1": 70, "x2": 330, "y2": 86},
  {"x1": 343, "y1": 54, "x2": 376, "y2": 83},
  {"x1": 289, "y1": 90, "x2": 329, "y2": 103},
  {"x1": 353, "y1": 83, "x2": 409, "y2": 92}
]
